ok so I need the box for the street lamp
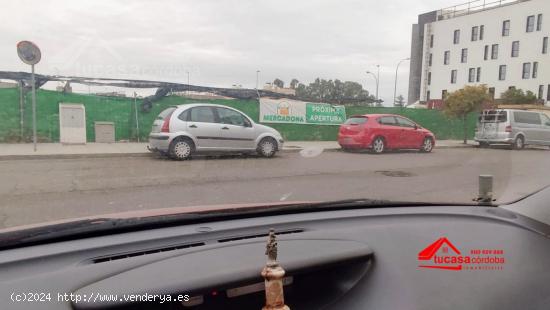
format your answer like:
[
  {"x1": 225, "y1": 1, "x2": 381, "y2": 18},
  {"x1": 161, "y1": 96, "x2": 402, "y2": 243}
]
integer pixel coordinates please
[
  {"x1": 366, "y1": 65, "x2": 380, "y2": 101},
  {"x1": 256, "y1": 70, "x2": 260, "y2": 89},
  {"x1": 393, "y1": 58, "x2": 410, "y2": 106},
  {"x1": 186, "y1": 71, "x2": 190, "y2": 95}
]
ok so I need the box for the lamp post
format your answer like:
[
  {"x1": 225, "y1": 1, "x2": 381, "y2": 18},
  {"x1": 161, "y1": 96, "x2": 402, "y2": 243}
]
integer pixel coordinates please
[
  {"x1": 186, "y1": 71, "x2": 190, "y2": 95},
  {"x1": 256, "y1": 70, "x2": 260, "y2": 89},
  {"x1": 393, "y1": 58, "x2": 410, "y2": 106},
  {"x1": 366, "y1": 65, "x2": 380, "y2": 101}
]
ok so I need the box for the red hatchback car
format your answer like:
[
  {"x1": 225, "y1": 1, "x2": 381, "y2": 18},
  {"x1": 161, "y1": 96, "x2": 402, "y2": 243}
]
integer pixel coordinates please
[{"x1": 338, "y1": 114, "x2": 435, "y2": 153}]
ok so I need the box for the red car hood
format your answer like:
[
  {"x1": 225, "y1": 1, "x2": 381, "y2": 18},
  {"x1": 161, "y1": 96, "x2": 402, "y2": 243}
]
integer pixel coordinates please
[{"x1": 0, "y1": 201, "x2": 314, "y2": 234}]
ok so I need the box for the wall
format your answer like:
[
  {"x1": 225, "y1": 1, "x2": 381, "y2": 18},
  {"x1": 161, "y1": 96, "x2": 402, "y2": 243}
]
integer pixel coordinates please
[
  {"x1": 0, "y1": 88, "x2": 476, "y2": 143},
  {"x1": 421, "y1": 0, "x2": 550, "y2": 101}
]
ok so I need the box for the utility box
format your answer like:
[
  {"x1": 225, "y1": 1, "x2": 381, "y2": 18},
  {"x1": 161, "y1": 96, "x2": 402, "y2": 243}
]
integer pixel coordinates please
[
  {"x1": 94, "y1": 122, "x2": 115, "y2": 143},
  {"x1": 59, "y1": 103, "x2": 86, "y2": 144}
]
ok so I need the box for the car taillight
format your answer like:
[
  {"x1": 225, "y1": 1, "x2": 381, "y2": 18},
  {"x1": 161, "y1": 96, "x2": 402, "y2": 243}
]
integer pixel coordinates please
[
  {"x1": 505, "y1": 125, "x2": 512, "y2": 133},
  {"x1": 161, "y1": 113, "x2": 173, "y2": 132}
]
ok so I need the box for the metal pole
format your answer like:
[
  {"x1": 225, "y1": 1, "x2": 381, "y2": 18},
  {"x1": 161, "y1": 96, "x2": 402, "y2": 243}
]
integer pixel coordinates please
[
  {"x1": 19, "y1": 81, "x2": 24, "y2": 141},
  {"x1": 134, "y1": 92, "x2": 140, "y2": 143},
  {"x1": 256, "y1": 70, "x2": 260, "y2": 89},
  {"x1": 186, "y1": 71, "x2": 190, "y2": 95},
  {"x1": 376, "y1": 65, "x2": 380, "y2": 101},
  {"x1": 366, "y1": 71, "x2": 379, "y2": 101},
  {"x1": 393, "y1": 58, "x2": 410, "y2": 106},
  {"x1": 31, "y1": 64, "x2": 37, "y2": 151}
]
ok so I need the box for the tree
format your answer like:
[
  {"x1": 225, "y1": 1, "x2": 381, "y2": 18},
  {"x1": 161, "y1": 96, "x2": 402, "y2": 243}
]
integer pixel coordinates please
[
  {"x1": 273, "y1": 78, "x2": 284, "y2": 88},
  {"x1": 395, "y1": 95, "x2": 405, "y2": 107},
  {"x1": 500, "y1": 88, "x2": 538, "y2": 104},
  {"x1": 443, "y1": 85, "x2": 491, "y2": 144},
  {"x1": 290, "y1": 79, "x2": 299, "y2": 89},
  {"x1": 291, "y1": 77, "x2": 375, "y2": 105}
]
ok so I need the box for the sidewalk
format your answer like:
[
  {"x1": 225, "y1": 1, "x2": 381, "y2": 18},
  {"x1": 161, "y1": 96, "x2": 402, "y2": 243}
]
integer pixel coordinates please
[{"x1": 0, "y1": 140, "x2": 475, "y2": 159}]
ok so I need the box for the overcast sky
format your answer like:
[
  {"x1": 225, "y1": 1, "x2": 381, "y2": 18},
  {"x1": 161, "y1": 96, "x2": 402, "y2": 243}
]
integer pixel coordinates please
[{"x1": 1, "y1": 0, "x2": 461, "y2": 104}]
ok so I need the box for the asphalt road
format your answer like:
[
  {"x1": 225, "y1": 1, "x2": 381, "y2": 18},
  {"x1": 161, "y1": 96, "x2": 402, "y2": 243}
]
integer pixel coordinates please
[{"x1": 0, "y1": 147, "x2": 549, "y2": 228}]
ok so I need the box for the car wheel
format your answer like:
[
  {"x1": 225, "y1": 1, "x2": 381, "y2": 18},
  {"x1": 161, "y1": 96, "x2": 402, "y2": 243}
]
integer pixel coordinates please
[
  {"x1": 371, "y1": 137, "x2": 385, "y2": 154},
  {"x1": 169, "y1": 137, "x2": 194, "y2": 160},
  {"x1": 420, "y1": 137, "x2": 434, "y2": 153},
  {"x1": 513, "y1": 135, "x2": 525, "y2": 150},
  {"x1": 479, "y1": 142, "x2": 490, "y2": 148},
  {"x1": 257, "y1": 137, "x2": 277, "y2": 158}
]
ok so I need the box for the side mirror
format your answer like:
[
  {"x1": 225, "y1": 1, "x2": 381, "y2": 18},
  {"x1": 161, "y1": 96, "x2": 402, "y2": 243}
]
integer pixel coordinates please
[{"x1": 414, "y1": 124, "x2": 419, "y2": 130}]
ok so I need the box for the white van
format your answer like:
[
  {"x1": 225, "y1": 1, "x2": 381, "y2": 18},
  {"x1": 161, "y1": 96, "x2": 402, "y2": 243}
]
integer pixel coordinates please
[{"x1": 475, "y1": 109, "x2": 550, "y2": 149}]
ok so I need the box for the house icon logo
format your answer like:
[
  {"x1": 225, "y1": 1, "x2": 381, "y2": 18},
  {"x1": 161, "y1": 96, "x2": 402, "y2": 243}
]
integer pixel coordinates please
[{"x1": 418, "y1": 237, "x2": 462, "y2": 270}]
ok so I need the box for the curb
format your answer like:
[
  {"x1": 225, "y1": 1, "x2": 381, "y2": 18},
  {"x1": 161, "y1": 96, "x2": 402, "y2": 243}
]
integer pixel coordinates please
[{"x1": 0, "y1": 144, "x2": 477, "y2": 160}]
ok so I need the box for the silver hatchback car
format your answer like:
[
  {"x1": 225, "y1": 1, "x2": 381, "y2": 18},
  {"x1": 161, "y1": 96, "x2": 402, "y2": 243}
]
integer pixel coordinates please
[
  {"x1": 148, "y1": 104, "x2": 284, "y2": 159},
  {"x1": 475, "y1": 109, "x2": 550, "y2": 149}
]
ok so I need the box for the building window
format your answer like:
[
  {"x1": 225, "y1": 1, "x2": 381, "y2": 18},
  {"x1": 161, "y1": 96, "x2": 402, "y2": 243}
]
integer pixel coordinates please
[
  {"x1": 499, "y1": 65, "x2": 507, "y2": 81},
  {"x1": 471, "y1": 26, "x2": 479, "y2": 41},
  {"x1": 428, "y1": 72, "x2": 432, "y2": 85},
  {"x1": 476, "y1": 67, "x2": 481, "y2": 82},
  {"x1": 547, "y1": 85, "x2": 550, "y2": 101},
  {"x1": 527, "y1": 15, "x2": 535, "y2": 32},
  {"x1": 537, "y1": 14, "x2": 543, "y2": 31},
  {"x1": 444, "y1": 51, "x2": 450, "y2": 65},
  {"x1": 522, "y1": 63, "x2": 531, "y2": 79},
  {"x1": 509, "y1": 86, "x2": 516, "y2": 90},
  {"x1": 480, "y1": 25, "x2": 485, "y2": 40},
  {"x1": 468, "y1": 68, "x2": 476, "y2": 83},
  {"x1": 511, "y1": 41, "x2": 520, "y2": 57},
  {"x1": 442, "y1": 90, "x2": 448, "y2": 99},
  {"x1": 429, "y1": 53, "x2": 433, "y2": 66},
  {"x1": 539, "y1": 85, "x2": 544, "y2": 100},
  {"x1": 453, "y1": 29, "x2": 460, "y2": 44},
  {"x1": 426, "y1": 91, "x2": 431, "y2": 101},
  {"x1": 484, "y1": 45, "x2": 489, "y2": 60},
  {"x1": 430, "y1": 35, "x2": 434, "y2": 48},
  {"x1": 543, "y1": 37, "x2": 548, "y2": 54},
  {"x1": 461, "y1": 48, "x2": 468, "y2": 63},
  {"x1": 451, "y1": 70, "x2": 457, "y2": 84},
  {"x1": 491, "y1": 44, "x2": 499, "y2": 59},
  {"x1": 502, "y1": 20, "x2": 510, "y2": 36},
  {"x1": 533, "y1": 62, "x2": 538, "y2": 78},
  {"x1": 489, "y1": 87, "x2": 495, "y2": 99}
]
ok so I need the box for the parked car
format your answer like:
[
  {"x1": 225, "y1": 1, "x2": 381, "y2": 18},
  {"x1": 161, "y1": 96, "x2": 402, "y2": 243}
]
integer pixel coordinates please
[
  {"x1": 475, "y1": 109, "x2": 550, "y2": 149},
  {"x1": 148, "y1": 104, "x2": 284, "y2": 159},
  {"x1": 338, "y1": 114, "x2": 435, "y2": 153}
]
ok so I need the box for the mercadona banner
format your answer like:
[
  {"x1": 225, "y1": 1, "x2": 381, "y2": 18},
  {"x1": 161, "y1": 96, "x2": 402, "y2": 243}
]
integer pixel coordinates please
[{"x1": 259, "y1": 98, "x2": 346, "y2": 125}]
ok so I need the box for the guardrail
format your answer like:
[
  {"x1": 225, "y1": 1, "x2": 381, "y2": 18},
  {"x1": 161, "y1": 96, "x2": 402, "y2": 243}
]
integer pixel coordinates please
[{"x1": 437, "y1": 0, "x2": 528, "y2": 20}]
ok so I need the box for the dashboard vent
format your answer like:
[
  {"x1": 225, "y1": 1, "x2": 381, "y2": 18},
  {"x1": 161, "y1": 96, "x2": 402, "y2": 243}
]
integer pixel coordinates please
[
  {"x1": 91, "y1": 242, "x2": 205, "y2": 264},
  {"x1": 217, "y1": 229, "x2": 304, "y2": 243}
]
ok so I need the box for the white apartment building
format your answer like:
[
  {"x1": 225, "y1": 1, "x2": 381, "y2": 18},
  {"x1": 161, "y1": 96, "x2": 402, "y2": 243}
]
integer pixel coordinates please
[{"x1": 408, "y1": 0, "x2": 550, "y2": 105}]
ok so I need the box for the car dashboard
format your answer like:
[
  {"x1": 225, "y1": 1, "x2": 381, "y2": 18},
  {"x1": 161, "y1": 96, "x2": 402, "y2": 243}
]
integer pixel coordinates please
[{"x1": 1, "y1": 199, "x2": 550, "y2": 310}]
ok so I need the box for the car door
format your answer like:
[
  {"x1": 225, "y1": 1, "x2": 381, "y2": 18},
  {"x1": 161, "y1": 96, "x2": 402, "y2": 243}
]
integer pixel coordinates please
[
  {"x1": 538, "y1": 113, "x2": 550, "y2": 145},
  {"x1": 513, "y1": 111, "x2": 542, "y2": 144},
  {"x1": 395, "y1": 116, "x2": 423, "y2": 148},
  {"x1": 215, "y1": 107, "x2": 256, "y2": 150},
  {"x1": 377, "y1": 116, "x2": 402, "y2": 148},
  {"x1": 186, "y1": 106, "x2": 223, "y2": 149}
]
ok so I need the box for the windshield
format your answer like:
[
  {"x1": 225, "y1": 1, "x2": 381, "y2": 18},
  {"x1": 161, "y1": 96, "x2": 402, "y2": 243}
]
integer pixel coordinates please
[{"x1": 1, "y1": 0, "x2": 550, "y2": 233}]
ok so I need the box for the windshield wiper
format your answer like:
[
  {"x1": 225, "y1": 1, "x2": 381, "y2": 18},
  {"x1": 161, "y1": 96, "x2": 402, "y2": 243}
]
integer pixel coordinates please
[{"x1": 0, "y1": 199, "x2": 482, "y2": 250}]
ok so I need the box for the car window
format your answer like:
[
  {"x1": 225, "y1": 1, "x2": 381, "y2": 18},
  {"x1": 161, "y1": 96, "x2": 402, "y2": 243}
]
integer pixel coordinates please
[
  {"x1": 395, "y1": 117, "x2": 416, "y2": 128},
  {"x1": 541, "y1": 114, "x2": 550, "y2": 126},
  {"x1": 344, "y1": 117, "x2": 368, "y2": 125},
  {"x1": 189, "y1": 107, "x2": 217, "y2": 123},
  {"x1": 378, "y1": 116, "x2": 397, "y2": 126},
  {"x1": 514, "y1": 111, "x2": 541, "y2": 125},
  {"x1": 178, "y1": 109, "x2": 189, "y2": 121},
  {"x1": 217, "y1": 107, "x2": 247, "y2": 126}
]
